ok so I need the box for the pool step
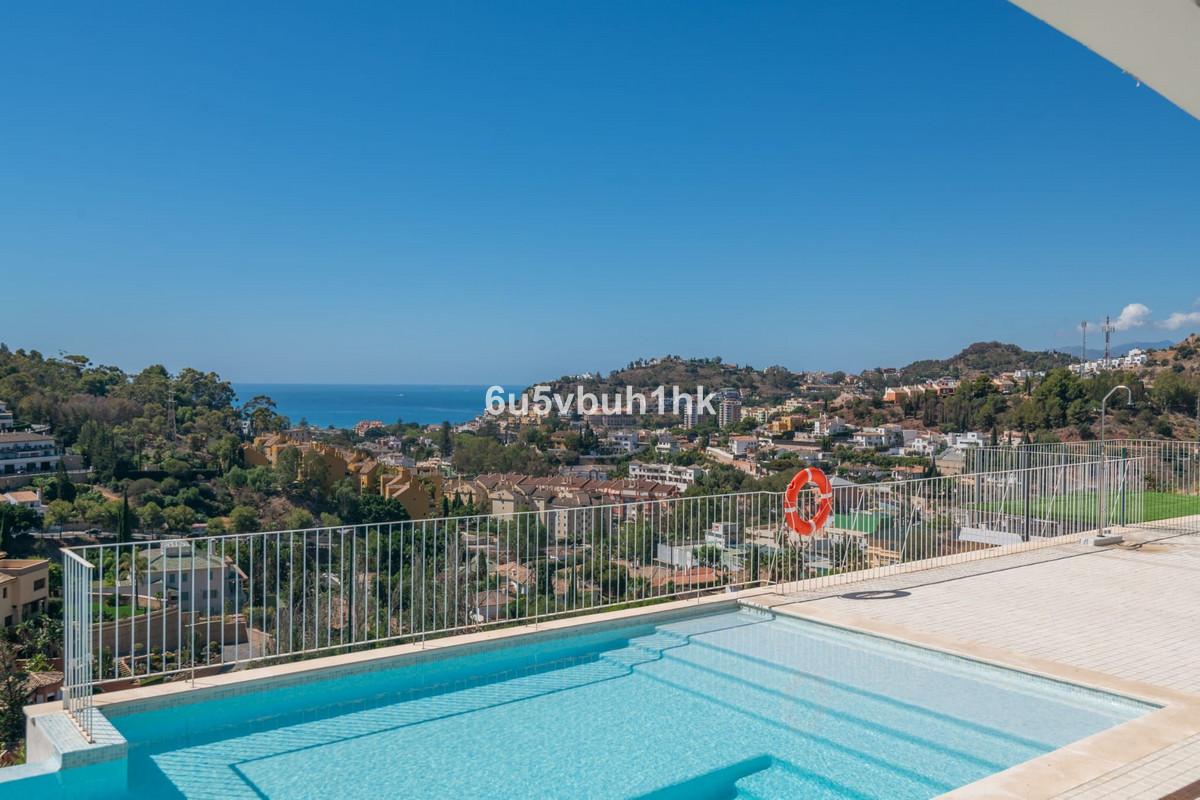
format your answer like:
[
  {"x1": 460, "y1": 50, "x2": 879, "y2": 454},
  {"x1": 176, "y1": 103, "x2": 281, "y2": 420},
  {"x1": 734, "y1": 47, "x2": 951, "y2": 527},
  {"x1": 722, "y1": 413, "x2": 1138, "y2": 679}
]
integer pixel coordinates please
[
  {"x1": 674, "y1": 618, "x2": 1086, "y2": 751},
  {"x1": 732, "y1": 760, "x2": 871, "y2": 800},
  {"x1": 632, "y1": 660, "x2": 960, "y2": 799},
  {"x1": 658, "y1": 638, "x2": 1045, "y2": 768}
]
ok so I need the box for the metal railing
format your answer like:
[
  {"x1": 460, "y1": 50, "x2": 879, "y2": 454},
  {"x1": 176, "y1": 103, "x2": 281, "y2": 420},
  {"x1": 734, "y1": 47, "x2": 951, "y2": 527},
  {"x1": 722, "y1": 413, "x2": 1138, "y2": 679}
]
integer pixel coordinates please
[
  {"x1": 770, "y1": 455, "x2": 1142, "y2": 593},
  {"x1": 58, "y1": 447, "x2": 1196, "y2": 701},
  {"x1": 984, "y1": 439, "x2": 1200, "y2": 535},
  {"x1": 61, "y1": 548, "x2": 95, "y2": 742},
  {"x1": 66, "y1": 491, "x2": 783, "y2": 686}
]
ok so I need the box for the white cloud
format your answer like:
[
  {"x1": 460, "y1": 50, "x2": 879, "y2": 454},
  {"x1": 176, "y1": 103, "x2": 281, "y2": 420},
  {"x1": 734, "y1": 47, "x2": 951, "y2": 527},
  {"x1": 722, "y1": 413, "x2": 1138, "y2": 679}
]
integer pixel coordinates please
[
  {"x1": 1161, "y1": 310, "x2": 1200, "y2": 331},
  {"x1": 1111, "y1": 303, "x2": 1151, "y2": 331},
  {"x1": 1078, "y1": 302, "x2": 1151, "y2": 332},
  {"x1": 1156, "y1": 297, "x2": 1200, "y2": 331}
]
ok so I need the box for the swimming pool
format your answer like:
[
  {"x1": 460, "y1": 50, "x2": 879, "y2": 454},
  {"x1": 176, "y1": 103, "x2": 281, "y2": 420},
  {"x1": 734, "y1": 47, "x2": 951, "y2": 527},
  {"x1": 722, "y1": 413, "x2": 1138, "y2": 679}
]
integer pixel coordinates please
[{"x1": 7, "y1": 606, "x2": 1150, "y2": 798}]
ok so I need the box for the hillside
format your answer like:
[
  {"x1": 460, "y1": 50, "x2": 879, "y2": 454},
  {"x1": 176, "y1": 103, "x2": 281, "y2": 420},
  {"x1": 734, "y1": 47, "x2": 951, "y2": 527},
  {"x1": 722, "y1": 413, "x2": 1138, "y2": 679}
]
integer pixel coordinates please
[
  {"x1": 544, "y1": 356, "x2": 816, "y2": 403},
  {"x1": 882, "y1": 342, "x2": 1074, "y2": 384},
  {"x1": 1141, "y1": 334, "x2": 1200, "y2": 376}
]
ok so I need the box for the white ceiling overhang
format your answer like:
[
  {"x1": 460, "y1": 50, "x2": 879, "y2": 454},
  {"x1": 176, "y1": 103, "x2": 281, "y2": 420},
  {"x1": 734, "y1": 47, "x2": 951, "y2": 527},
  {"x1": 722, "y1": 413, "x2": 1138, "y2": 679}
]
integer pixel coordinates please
[{"x1": 1009, "y1": 0, "x2": 1200, "y2": 120}]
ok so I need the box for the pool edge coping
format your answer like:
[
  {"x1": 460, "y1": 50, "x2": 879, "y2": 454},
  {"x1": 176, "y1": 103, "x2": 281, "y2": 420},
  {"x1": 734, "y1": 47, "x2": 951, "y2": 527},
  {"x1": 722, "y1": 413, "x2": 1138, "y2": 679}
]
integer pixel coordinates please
[{"x1": 35, "y1": 587, "x2": 770, "y2": 720}]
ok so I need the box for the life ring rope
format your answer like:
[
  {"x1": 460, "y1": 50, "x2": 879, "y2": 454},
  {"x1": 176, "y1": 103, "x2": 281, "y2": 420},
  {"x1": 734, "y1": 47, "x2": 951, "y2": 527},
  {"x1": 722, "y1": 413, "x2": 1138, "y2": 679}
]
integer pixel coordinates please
[{"x1": 784, "y1": 467, "x2": 834, "y2": 536}]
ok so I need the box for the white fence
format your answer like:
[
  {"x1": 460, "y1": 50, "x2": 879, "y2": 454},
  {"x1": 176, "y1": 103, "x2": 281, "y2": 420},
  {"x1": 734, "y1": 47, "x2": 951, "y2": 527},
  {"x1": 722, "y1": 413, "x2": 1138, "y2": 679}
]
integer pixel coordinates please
[
  {"x1": 974, "y1": 439, "x2": 1200, "y2": 535},
  {"x1": 57, "y1": 444, "x2": 1199, "y2": 734},
  {"x1": 61, "y1": 549, "x2": 95, "y2": 743}
]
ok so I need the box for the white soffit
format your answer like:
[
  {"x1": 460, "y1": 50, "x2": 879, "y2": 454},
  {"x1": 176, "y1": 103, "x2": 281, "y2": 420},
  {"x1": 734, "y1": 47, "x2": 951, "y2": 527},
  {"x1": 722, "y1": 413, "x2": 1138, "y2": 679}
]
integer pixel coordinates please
[{"x1": 1009, "y1": 0, "x2": 1200, "y2": 120}]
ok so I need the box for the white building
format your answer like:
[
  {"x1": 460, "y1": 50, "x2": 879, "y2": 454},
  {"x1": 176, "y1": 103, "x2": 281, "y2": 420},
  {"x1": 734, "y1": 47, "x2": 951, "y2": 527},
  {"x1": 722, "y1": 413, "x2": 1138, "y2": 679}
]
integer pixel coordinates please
[
  {"x1": 628, "y1": 461, "x2": 705, "y2": 489},
  {"x1": 608, "y1": 430, "x2": 640, "y2": 454},
  {"x1": 1070, "y1": 348, "x2": 1150, "y2": 376},
  {"x1": 0, "y1": 432, "x2": 61, "y2": 477},
  {"x1": 946, "y1": 432, "x2": 986, "y2": 449},
  {"x1": 728, "y1": 435, "x2": 757, "y2": 457},
  {"x1": 902, "y1": 434, "x2": 943, "y2": 457},
  {"x1": 0, "y1": 403, "x2": 13, "y2": 432},
  {"x1": 654, "y1": 437, "x2": 679, "y2": 456},
  {"x1": 851, "y1": 426, "x2": 903, "y2": 450},
  {"x1": 136, "y1": 541, "x2": 246, "y2": 616},
  {"x1": 1, "y1": 489, "x2": 43, "y2": 513},
  {"x1": 812, "y1": 415, "x2": 849, "y2": 437}
]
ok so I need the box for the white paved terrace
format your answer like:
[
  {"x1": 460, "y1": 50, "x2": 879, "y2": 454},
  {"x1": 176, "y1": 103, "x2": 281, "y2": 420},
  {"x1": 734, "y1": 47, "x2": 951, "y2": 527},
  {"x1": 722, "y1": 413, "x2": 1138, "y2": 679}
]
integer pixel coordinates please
[{"x1": 757, "y1": 518, "x2": 1200, "y2": 799}]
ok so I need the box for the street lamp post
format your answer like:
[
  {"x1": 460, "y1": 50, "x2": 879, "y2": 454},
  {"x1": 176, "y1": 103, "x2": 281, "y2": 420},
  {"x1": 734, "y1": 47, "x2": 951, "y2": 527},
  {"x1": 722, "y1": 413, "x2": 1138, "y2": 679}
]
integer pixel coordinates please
[{"x1": 1097, "y1": 384, "x2": 1132, "y2": 542}]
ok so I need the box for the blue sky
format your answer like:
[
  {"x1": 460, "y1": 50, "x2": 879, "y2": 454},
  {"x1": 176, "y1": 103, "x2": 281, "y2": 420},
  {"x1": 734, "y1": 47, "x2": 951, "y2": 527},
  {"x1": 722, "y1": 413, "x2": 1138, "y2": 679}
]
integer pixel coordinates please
[{"x1": 3, "y1": 1, "x2": 1197, "y2": 383}]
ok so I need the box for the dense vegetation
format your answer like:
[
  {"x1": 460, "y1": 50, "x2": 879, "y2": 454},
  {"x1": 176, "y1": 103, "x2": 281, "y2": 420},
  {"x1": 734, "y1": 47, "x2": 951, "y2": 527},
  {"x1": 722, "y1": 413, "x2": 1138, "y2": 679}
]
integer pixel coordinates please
[
  {"x1": 864, "y1": 342, "x2": 1074, "y2": 387},
  {"x1": 0, "y1": 345, "x2": 417, "y2": 543},
  {"x1": 546, "y1": 355, "x2": 827, "y2": 403}
]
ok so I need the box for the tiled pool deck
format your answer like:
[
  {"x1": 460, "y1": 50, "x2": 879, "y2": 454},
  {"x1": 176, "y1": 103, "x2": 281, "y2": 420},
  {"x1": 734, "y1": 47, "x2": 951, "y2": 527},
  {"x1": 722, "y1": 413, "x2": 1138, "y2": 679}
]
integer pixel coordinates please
[{"x1": 759, "y1": 518, "x2": 1200, "y2": 799}]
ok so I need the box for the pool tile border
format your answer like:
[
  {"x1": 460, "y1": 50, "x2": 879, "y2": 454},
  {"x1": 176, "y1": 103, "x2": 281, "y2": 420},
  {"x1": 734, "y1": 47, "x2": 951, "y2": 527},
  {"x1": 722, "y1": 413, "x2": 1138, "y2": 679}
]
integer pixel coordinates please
[{"x1": 86, "y1": 589, "x2": 767, "y2": 717}]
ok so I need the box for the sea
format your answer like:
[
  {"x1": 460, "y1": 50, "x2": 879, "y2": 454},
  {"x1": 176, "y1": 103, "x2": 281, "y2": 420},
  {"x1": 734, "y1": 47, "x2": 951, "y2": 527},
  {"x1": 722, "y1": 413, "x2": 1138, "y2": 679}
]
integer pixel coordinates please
[{"x1": 232, "y1": 384, "x2": 502, "y2": 429}]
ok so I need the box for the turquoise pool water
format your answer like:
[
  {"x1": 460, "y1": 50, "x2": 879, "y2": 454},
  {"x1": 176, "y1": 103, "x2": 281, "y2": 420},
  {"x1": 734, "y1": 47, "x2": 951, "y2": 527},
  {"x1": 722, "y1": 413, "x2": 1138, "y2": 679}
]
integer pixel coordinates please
[{"x1": 6, "y1": 608, "x2": 1150, "y2": 798}]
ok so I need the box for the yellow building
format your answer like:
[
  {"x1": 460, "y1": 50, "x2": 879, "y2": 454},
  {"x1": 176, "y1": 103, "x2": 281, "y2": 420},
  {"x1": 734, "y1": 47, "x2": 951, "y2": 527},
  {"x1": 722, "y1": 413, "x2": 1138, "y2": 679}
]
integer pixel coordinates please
[
  {"x1": 242, "y1": 433, "x2": 444, "y2": 519},
  {"x1": 0, "y1": 557, "x2": 50, "y2": 628},
  {"x1": 347, "y1": 455, "x2": 385, "y2": 493},
  {"x1": 381, "y1": 468, "x2": 444, "y2": 520}
]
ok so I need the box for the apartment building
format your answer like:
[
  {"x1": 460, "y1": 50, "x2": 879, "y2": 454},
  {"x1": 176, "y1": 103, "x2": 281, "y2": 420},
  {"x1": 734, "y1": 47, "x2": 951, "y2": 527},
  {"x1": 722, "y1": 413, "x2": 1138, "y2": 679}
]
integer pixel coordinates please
[
  {"x1": 607, "y1": 430, "x2": 640, "y2": 454},
  {"x1": 728, "y1": 435, "x2": 758, "y2": 457},
  {"x1": 717, "y1": 390, "x2": 742, "y2": 428},
  {"x1": 0, "y1": 557, "x2": 50, "y2": 628},
  {"x1": 0, "y1": 402, "x2": 13, "y2": 431},
  {"x1": 244, "y1": 432, "x2": 442, "y2": 519},
  {"x1": 0, "y1": 431, "x2": 61, "y2": 476},
  {"x1": 627, "y1": 461, "x2": 705, "y2": 489}
]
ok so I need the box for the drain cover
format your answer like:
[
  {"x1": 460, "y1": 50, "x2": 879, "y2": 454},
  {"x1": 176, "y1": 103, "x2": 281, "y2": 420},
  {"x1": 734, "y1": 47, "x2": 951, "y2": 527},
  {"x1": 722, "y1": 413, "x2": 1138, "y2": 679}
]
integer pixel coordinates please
[{"x1": 839, "y1": 590, "x2": 911, "y2": 600}]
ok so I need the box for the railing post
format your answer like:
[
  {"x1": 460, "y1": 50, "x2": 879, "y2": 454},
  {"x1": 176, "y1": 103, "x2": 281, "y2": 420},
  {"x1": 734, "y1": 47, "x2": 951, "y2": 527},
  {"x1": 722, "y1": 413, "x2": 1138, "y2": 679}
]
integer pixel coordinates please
[
  {"x1": 1119, "y1": 447, "x2": 1128, "y2": 527},
  {"x1": 1020, "y1": 448, "x2": 1031, "y2": 542}
]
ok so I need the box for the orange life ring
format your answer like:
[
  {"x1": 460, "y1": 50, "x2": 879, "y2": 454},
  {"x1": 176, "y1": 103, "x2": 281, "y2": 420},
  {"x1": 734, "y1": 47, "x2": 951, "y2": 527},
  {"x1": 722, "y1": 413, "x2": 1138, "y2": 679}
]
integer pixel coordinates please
[{"x1": 784, "y1": 467, "x2": 833, "y2": 536}]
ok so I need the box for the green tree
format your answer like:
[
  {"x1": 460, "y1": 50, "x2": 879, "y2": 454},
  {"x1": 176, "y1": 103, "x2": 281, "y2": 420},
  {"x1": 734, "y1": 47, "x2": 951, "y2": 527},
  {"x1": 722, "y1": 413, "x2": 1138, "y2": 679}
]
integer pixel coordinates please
[
  {"x1": 284, "y1": 507, "x2": 315, "y2": 530},
  {"x1": 0, "y1": 504, "x2": 40, "y2": 541},
  {"x1": 1152, "y1": 371, "x2": 1199, "y2": 416},
  {"x1": 300, "y1": 450, "x2": 330, "y2": 496},
  {"x1": 692, "y1": 545, "x2": 724, "y2": 568},
  {"x1": 52, "y1": 461, "x2": 76, "y2": 503},
  {"x1": 229, "y1": 505, "x2": 260, "y2": 533},
  {"x1": 137, "y1": 501, "x2": 164, "y2": 532},
  {"x1": 274, "y1": 446, "x2": 302, "y2": 488},
  {"x1": 44, "y1": 499, "x2": 75, "y2": 529},
  {"x1": 439, "y1": 420, "x2": 453, "y2": 456},
  {"x1": 163, "y1": 504, "x2": 197, "y2": 533},
  {"x1": 0, "y1": 641, "x2": 27, "y2": 751},
  {"x1": 210, "y1": 434, "x2": 243, "y2": 474},
  {"x1": 117, "y1": 490, "x2": 133, "y2": 542},
  {"x1": 241, "y1": 395, "x2": 288, "y2": 435},
  {"x1": 356, "y1": 494, "x2": 410, "y2": 524}
]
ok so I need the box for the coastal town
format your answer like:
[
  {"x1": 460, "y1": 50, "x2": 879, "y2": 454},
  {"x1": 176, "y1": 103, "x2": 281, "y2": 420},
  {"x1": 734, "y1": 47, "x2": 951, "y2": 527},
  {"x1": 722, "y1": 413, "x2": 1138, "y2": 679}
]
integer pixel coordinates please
[{"x1": 0, "y1": 335, "x2": 1198, "y2": 764}]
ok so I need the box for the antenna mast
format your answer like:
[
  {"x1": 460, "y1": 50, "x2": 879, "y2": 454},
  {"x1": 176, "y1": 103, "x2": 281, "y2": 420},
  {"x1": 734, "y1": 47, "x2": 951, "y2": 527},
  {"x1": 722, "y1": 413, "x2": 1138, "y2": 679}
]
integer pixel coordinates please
[
  {"x1": 166, "y1": 380, "x2": 177, "y2": 441},
  {"x1": 1103, "y1": 316, "x2": 1112, "y2": 368}
]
